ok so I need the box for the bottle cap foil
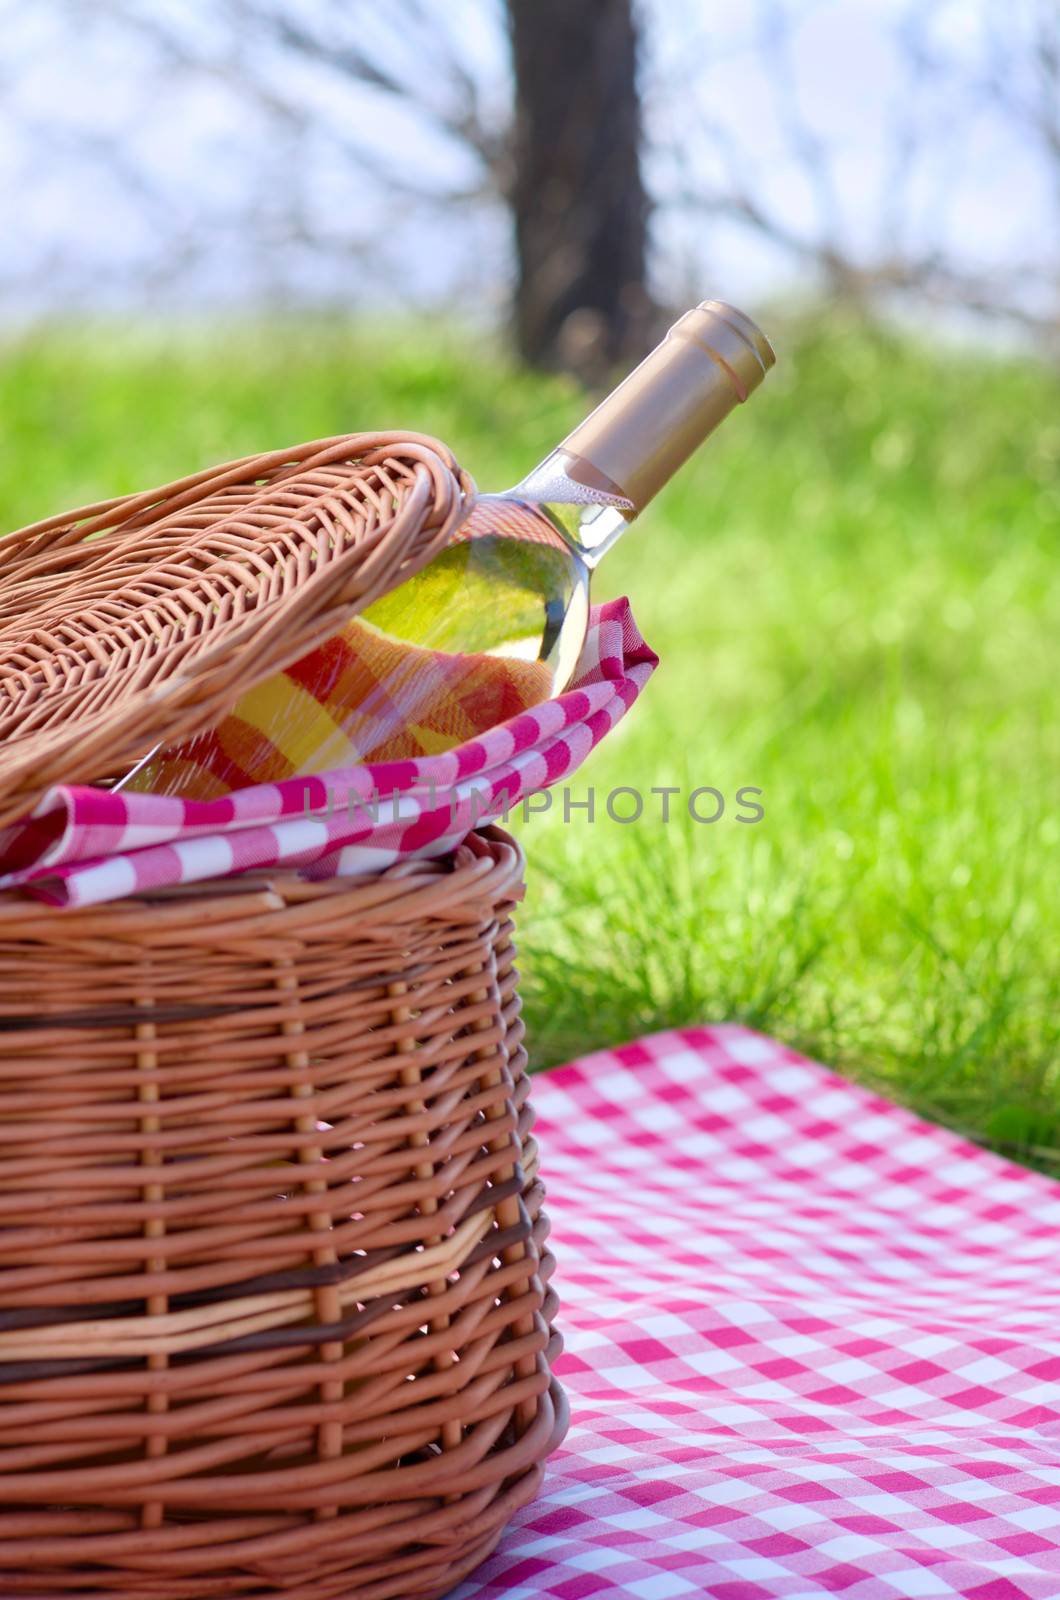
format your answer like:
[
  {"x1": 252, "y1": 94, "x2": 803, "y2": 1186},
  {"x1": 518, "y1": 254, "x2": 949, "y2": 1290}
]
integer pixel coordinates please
[{"x1": 561, "y1": 300, "x2": 775, "y2": 514}]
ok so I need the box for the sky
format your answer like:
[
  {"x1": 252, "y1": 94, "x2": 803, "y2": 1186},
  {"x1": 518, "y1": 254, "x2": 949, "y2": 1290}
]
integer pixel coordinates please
[{"x1": 0, "y1": 0, "x2": 1054, "y2": 330}]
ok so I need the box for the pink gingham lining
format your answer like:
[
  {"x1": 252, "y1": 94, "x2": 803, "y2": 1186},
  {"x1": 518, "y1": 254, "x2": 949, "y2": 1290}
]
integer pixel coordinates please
[
  {"x1": 458, "y1": 1024, "x2": 1060, "y2": 1600},
  {"x1": 0, "y1": 598, "x2": 656, "y2": 907}
]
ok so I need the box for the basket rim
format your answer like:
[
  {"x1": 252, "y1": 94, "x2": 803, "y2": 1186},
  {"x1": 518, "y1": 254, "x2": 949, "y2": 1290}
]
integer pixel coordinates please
[{"x1": 0, "y1": 824, "x2": 524, "y2": 938}]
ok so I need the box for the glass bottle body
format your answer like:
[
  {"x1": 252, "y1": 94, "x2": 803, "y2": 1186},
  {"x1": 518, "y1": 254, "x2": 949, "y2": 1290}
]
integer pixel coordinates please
[{"x1": 124, "y1": 465, "x2": 626, "y2": 798}]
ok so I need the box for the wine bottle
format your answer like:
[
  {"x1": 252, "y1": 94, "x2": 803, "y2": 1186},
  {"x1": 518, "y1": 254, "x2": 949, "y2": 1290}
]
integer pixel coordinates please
[{"x1": 125, "y1": 301, "x2": 774, "y2": 798}]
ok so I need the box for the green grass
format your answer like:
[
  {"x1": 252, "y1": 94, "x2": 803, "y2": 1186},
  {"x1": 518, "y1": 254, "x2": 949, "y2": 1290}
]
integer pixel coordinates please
[{"x1": 1, "y1": 312, "x2": 1057, "y2": 1168}]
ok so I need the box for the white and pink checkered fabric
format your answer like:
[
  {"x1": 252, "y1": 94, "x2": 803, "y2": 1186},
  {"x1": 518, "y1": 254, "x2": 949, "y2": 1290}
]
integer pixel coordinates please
[
  {"x1": 0, "y1": 599, "x2": 655, "y2": 907},
  {"x1": 459, "y1": 1025, "x2": 1060, "y2": 1600}
]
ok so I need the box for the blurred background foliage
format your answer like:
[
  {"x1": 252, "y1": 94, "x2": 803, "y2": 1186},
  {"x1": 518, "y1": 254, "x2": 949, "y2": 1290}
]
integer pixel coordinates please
[{"x1": 0, "y1": 1, "x2": 1056, "y2": 1162}]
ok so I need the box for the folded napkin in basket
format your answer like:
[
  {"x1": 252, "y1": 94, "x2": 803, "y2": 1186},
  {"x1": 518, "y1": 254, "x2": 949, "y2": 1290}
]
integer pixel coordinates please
[{"x1": 0, "y1": 599, "x2": 656, "y2": 908}]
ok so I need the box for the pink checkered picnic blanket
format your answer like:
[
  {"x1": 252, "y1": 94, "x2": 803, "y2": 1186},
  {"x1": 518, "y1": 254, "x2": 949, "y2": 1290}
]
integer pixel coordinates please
[
  {"x1": 0, "y1": 599, "x2": 655, "y2": 907},
  {"x1": 460, "y1": 1025, "x2": 1060, "y2": 1600}
]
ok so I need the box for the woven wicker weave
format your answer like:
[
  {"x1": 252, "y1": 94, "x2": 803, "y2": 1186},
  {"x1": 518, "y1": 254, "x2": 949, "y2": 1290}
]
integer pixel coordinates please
[
  {"x1": 0, "y1": 827, "x2": 566, "y2": 1600},
  {"x1": 0, "y1": 432, "x2": 473, "y2": 829}
]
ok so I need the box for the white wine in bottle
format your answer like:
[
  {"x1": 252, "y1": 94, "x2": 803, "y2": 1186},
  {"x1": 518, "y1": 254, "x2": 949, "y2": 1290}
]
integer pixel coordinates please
[{"x1": 127, "y1": 301, "x2": 774, "y2": 798}]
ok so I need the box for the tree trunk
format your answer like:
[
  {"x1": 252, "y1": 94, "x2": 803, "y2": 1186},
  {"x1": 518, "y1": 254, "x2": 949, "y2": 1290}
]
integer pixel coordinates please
[{"x1": 505, "y1": 0, "x2": 652, "y2": 377}]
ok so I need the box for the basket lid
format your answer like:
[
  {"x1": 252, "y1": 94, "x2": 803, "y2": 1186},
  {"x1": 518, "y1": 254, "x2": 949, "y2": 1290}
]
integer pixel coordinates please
[{"x1": 0, "y1": 432, "x2": 472, "y2": 829}]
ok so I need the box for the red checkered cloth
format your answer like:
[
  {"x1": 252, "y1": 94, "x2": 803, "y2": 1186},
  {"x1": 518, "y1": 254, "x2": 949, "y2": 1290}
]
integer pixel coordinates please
[
  {"x1": 0, "y1": 598, "x2": 655, "y2": 907},
  {"x1": 458, "y1": 1025, "x2": 1060, "y2": 1600}
]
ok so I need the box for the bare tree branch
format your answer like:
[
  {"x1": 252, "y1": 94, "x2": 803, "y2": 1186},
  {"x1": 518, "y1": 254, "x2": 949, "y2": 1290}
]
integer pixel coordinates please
[
  {"x1": 2, "y1": 0, "x2": 1056, "y2": 344},
  {"x1": 649, "y1": 0, "x2": 1058, "y2": 337}
]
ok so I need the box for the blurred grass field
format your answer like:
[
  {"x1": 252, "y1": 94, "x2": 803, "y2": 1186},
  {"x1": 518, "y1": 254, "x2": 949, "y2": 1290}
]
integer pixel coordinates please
[{"x1": 1, "y1": 313, "x2": 1057, "y2": 1166}]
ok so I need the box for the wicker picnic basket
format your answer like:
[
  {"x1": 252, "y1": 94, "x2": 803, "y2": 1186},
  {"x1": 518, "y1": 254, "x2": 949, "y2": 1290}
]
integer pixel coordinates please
[{"x1": 0, "y1": 436, "x2": 569, "y2": 1599}]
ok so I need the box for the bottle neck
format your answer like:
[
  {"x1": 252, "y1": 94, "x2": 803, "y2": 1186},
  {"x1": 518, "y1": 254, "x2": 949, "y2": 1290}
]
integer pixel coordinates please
[
  {"x1": 558, "y1": 301, "x2": 775, "y2": 517},
  {"x1": 501, "y1": 300, "x2": 775, "y2": 569},
  {"x1": 509, "y1": 447, "x2": 635, "y2": 569}
]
